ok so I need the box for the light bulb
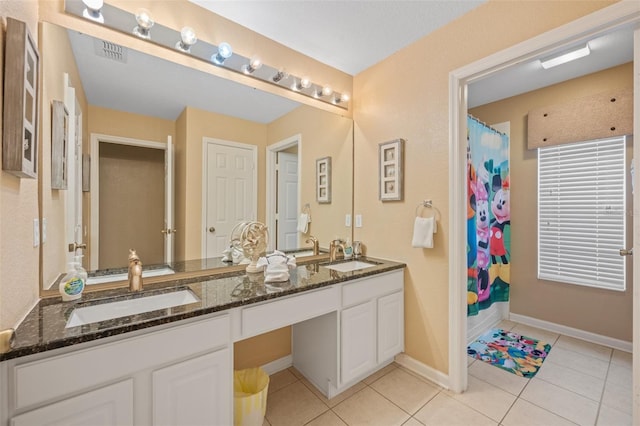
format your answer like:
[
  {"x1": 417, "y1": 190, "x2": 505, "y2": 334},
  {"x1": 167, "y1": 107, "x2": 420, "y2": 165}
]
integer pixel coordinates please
[
  {"x1": 272, "y1": 68, "x2": 289, "y2": 83},
  {"x1": 133, "y1": 9, "x2": 154, "y2": 39},
  {"x1": 82, "y1": 0, "x2": 104, "y2": 23},
  {"x1": 300, "y1": 76, "x2": 312, "y2": 89},
  {"x1": 243, "y1": 56, "x2": 263, "y2": 74},
  {"x1": 176, "y1": 27, "x2": 197, "y2": 52},
  {"x1": 212, "y1": 42, "x2": 233, "y2": 65},
  {"x1": 321, "y1": 85, "x2": 333, "y2": 96},
  {"x1": 335, "y1": 93, "x2": 350, "y2": 104}
]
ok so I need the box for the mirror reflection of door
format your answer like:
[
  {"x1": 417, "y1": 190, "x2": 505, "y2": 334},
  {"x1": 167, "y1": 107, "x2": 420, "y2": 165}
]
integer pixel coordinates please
[
  {"x1": 204, "y1": 139, "x2": 257, "y2": 259},
  {"x1": 90, "y1": 135, "x2": 172, "y2": 270},
  {"x1": 276, "y1": 151, "x2": 298, "y2": 250},
  {"x1": 64, "y1": 74, "x2": 83, "y2": 266}
]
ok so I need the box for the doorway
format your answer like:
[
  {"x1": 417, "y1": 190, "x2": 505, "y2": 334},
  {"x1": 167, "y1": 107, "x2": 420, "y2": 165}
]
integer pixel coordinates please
[
  {"x1": 89, "y1": 134, "x2": 173, "y2": 270},
  {"x1": 266, "y1": 135, "x2": 302, "y2": 252},
  {"x1": 448, "y1": 4, "x2": 640, "y2": 415}
]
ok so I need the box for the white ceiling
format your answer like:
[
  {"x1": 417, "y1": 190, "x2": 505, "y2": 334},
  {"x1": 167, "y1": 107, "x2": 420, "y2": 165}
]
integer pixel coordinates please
[
  {"x1": 189, "y1": 0, "x2": 487, "y2": 76},
  {"x1": 67, "y1": 2, "x2": 634, "y2": 123}
]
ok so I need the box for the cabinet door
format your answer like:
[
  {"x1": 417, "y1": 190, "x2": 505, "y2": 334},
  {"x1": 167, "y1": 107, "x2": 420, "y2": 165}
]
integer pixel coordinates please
[
  {"x1": 341, "y1": 301, "x2": 376, "y2": 384},
  {"x1": 377, "y1": 291, "x2": 404, "y2": 363},
  {"x1": 11, "y1": 379, "x2": 133, "y2": 426},
  {"x1": 152, "y1": 348, "x2": 231, "y2": 426}
]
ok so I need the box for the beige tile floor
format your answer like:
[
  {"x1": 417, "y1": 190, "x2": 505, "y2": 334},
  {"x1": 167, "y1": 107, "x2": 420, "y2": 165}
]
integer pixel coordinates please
[{"x1": 262, "y1": 320, "x2": 633, "y2": 426}]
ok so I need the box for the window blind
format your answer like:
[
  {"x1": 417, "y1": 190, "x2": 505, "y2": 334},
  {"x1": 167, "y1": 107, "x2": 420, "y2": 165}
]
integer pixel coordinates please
[{"x1": 538, "y1": 136, "x2": 626, "y2": 291}]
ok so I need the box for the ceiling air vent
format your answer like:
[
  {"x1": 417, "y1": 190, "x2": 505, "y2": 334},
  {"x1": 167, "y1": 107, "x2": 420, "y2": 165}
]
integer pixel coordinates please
[{"x1": 93, "y1": 39, "x2": 128, "y2": 63}]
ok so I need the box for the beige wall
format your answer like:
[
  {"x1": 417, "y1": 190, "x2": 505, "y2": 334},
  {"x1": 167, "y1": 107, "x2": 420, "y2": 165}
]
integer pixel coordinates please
[
  {"x1": 470, "y1": 63, "x2": 633, "y2": 341},
  {"x1": 0, "y1": 1, "x2": 41, "y2": 329},
  {"x1": 268, "y1": 105, "x2": 354, "y2": 248},
  {"x1": 352, "y1": 0, "x2": 618, "y2": 374}
]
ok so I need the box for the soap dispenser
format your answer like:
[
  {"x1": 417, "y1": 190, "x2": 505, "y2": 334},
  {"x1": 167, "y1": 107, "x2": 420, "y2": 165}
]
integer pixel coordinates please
[
  {"x1": 344, "y1": 238, "x2": 353, "y2": 260},
  {"x1": 59, "y1": 258, "x2": 85, "y2": 301}
]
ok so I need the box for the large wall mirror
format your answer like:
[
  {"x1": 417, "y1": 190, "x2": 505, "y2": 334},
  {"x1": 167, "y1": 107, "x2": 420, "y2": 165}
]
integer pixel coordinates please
[{"x1": 39, "y1": 21, "x2": 353, "y2": 291}]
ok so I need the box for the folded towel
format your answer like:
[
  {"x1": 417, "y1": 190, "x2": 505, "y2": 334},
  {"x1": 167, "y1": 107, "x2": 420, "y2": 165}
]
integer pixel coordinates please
[
  {"x1": 297, "y1": 213, "x2": 309, "y2": 233},
  {"x1": 256, "y1": 251, "x2": 297, "y2": 282},
  {"x1": 412, "y1": 216, "x2": 435, "y2": 248}
]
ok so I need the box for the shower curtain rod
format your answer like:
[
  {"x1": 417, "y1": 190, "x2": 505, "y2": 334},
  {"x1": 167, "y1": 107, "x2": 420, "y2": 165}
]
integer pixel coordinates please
[{"x1": 467, "y1": 113, "x2": 507, "y2": 136}]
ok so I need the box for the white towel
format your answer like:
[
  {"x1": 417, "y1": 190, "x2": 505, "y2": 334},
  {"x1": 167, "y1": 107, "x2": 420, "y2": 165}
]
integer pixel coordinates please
[
  {"x1": 256, "y1": 251, "x2": 297, "y2": 282},
  {"x1": 412, "y1": 216, "x2": 435, "y2": 248},
  {"x1": 297, "y1": 213, "x2": 309, "y2": 233}
]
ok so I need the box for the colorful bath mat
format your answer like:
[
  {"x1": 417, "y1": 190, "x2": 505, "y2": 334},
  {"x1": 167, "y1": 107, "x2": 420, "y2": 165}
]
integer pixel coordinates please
[{"x1": 467, "y1": 328, "x2": 551, "y2": 378}]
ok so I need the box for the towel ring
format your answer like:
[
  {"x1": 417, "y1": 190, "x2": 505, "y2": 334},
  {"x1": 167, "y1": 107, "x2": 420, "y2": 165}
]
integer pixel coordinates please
[{"x1": 416, "y1": 200, "x2": 440, "y2": 220}]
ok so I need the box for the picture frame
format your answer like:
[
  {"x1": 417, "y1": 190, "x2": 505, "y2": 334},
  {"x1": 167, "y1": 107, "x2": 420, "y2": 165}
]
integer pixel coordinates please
[
  {"x1": 316, "y1": 156, "x2": 332, "y2": 204},
  {"x1": 82, "y1": 154, "x2": 91, "y2": 192},
  {"x1": 51, "y1": 100, "x2": 69, "y2": 190},
  {"x1": 379, "y1": 138, "x2": 404, "y2": 201}
]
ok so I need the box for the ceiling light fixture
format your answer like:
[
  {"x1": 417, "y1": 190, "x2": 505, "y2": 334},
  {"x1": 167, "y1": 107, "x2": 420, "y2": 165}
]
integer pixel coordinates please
[
  {"x1": 540, "y1": 44, "x2": 590, "y2": 69},
  {"x1": 82, "y1": 0, "x2": 104, "y2": 23},
  {"x1": 211, "y1": 42, "x2": 233, "y2": 65},
  {"x1": 242, "y1": 56, "x2": 263, "y2": 74},
  {"x1": 272, "y1": 68, "x2": 289, "y2": 83},
  {"x1": 314, "y1": 85, "x2": 333, "y2": 98},
  {"x1": 133, "y1": 9, "x2": 154, "y2": 39},
  {"x1": 176, "y1": 27, "x2": 197, "y2": 53}
]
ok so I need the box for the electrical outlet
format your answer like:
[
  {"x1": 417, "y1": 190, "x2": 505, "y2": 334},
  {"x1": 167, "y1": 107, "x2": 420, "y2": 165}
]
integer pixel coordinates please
[
  {"x1": 33, "y1": 219, "x2": 40, "y2": 247},
  {"x1": 355, "y1": 214, "x2": 363, "y2": 228},
  {"x1": 42, "y1": 218, "x2": 47, "y2": 243},
  {"x1": 345, "y1": 214, "x2": 351, "y2": 227}
]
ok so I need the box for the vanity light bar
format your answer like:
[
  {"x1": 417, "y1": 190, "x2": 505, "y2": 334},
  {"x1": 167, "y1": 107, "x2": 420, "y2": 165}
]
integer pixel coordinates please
[{"x1": 65, "y1": 0, "x2": 349, "y2": 110}]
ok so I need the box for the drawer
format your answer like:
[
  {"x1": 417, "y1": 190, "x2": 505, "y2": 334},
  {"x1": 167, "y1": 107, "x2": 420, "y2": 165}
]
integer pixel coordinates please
[
  {"x1": 241, "y1": 286, "x2": 339, "y2": 338},
  {"x1": 342, "y1": 270, "x2": 404, "y2": 307},
  {"x1": 12, "y1": 314, "x2": 230, "y2": 411}
]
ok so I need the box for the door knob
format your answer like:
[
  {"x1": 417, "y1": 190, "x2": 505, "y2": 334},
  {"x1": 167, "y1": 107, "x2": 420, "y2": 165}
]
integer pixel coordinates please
[
  {"x1": 619, "y1": 248, "x2": 633, "y2": 256},
  {"x1": 209, "y1": 227, "x2": 216, "y2": 233},
  {"x1": 68, "y1": 242, "x2": 87, "y2": 252}
]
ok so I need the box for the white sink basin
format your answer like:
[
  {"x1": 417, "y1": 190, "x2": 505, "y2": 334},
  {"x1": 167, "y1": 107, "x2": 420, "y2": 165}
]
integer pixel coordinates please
[
  {"x1": 323, "y1": 261, "x2": 378, "y2": 272},
  {"x1": 66, "y1": 290, "x2": 199, "y2": 328}
]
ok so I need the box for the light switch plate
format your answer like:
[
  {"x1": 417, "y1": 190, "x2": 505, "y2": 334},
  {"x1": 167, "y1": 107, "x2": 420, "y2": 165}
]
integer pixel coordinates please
[
  {"x1": 355, "y1": 214, "x2": 363, "y2": 228},
  {"x1": 33, "y1": 219, "x2": 39, "y2": 247},
  {"x1": 345, "y1": 214, "x2": 351, "y2": 227}
]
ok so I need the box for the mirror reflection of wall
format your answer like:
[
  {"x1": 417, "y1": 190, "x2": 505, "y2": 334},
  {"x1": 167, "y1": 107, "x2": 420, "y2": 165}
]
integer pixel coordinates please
[{"x1": 39, "y1": 22, "x2": 353, "y2": 290}]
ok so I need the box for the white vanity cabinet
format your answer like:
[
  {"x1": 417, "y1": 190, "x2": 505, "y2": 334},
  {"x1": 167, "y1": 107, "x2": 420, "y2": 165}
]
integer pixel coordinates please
[
  {"x1": 3, "y1": 314, "x2": 232, "y2": 426},
  {"x1": 340, "y1": 270, "x2": 404, "y2": 386}
]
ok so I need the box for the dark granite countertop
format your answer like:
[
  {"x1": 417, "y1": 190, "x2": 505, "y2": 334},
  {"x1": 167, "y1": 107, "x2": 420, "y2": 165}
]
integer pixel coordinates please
[{"x1": 1, "y1": 257, "x2": 404, "y2": 362}]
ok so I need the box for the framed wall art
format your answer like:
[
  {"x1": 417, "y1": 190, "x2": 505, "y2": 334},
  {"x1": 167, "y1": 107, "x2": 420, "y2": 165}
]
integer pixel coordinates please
[
  {"x1": 379, "y1": 138, "x2": 404, "y2": 201},
  {"x1": 316, "y1": 156, "x2": 332, "y2": 204},
  {"x1": 51, "y1": 100, "x2": 69, "y2": 190}
]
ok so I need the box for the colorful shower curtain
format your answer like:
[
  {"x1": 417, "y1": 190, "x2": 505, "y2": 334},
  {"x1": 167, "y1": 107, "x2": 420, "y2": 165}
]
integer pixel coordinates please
[{"x1": 467, "y1": 115, "x2": 510, "y2": 317}]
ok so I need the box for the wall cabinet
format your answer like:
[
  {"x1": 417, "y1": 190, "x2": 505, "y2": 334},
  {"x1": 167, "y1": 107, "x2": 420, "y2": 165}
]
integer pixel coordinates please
[{"x1": 2, "y1": 18, "x2": 39, "y2": 178}]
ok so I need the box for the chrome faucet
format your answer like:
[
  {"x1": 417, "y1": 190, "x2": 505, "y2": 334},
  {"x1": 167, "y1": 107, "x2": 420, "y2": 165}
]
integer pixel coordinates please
[
  {"x1": 128, "y1": 249, "x2": 143, "y2": 291},
  {"x1": 306, "y1": 235, "x2": 320, "y2": 256},
  {"x1": 329, "y1": 239, "x2": 346, "y2": 262}
]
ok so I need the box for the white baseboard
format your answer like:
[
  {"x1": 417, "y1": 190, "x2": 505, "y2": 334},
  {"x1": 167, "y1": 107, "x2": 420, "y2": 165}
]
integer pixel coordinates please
[
  {"x1": 394, "y1": 353, "x2": 450, "y2": 390},
  {"x1": 509, "y1": 313, "x2": 632, "y2": 353},
  {"x1": 260, "y1": 355, "x2": 293, "y2": 375}
]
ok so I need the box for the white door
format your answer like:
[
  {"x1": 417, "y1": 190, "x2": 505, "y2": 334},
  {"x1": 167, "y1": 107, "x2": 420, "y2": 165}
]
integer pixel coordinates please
[
  {"x1": 152, "y1": 349, "x2": 232, "y2": 426},
  {"x1": 377, "y1": 292, "x2": 404, "y2": 363},
  {"x1": 11, "y1": 380, "x2": 134, "y2": 426},
  {"x1": 341, "y1": 301, "x2": 376, "y2": 384},
  {"x1": 276, "y1": 152, "x2": 298, "y2": 250},
  {"x1": 204, "y1": 141, "x2": 256, "y2": 259},
  {"x1": 64, "y1": 74, "x2": 82, "y2": 265},
  {"x1": 164, "y1": 135, "x2": 174, "y2": 264}
]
